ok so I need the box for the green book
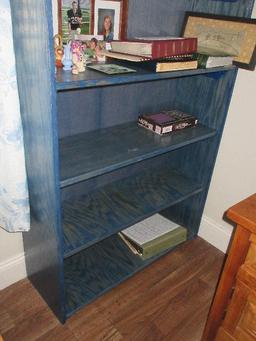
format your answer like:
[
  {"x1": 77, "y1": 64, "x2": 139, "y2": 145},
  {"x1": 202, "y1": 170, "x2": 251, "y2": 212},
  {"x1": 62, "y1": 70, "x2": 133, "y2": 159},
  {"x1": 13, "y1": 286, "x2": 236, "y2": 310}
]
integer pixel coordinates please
[
  {"x1": 193, "y1": 52, "x2": 233, "y2": 69},
  {"x1": 122, "y1": 226, "x2": 187, "y2": 260},
  {"x1": 119, "y1": 215, "x2": 187, "y2": 260}
]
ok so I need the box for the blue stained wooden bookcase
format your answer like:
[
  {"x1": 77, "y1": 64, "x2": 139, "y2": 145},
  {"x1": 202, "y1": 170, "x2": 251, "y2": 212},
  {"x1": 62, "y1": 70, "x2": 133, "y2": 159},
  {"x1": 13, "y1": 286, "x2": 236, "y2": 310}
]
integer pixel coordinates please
[{"x1": 10, "y1": 0, "x2": 255, "y2": 323}]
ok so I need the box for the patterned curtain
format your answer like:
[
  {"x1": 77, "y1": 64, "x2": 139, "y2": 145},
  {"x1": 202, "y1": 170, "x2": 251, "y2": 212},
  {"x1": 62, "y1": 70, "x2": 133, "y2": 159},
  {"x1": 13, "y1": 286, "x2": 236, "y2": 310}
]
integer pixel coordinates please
[{"x1": 0, "y1": 0, "x2": 30, "y2": 232}]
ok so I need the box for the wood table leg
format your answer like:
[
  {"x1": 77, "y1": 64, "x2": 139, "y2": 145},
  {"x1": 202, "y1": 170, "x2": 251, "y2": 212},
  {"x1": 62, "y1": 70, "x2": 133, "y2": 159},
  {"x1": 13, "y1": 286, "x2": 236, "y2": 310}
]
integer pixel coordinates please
[{"x1": 201, "y1": 225, "x2": 251, "y2": 341}]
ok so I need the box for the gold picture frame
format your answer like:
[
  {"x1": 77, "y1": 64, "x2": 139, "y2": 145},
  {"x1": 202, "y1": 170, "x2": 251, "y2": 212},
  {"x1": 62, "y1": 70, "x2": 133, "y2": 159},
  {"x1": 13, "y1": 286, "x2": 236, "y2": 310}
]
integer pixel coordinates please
[{"x1": 182, "y1": 12, "x2": 256, "y2": 70}]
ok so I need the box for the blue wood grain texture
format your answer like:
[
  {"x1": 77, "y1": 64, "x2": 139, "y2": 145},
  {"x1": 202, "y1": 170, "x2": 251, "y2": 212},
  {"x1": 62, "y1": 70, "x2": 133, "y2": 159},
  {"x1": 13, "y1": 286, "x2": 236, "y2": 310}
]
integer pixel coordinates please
[
  {"x1": 10, "y1": 0, "x2": 66, "y2": 323},
  {"x1": 64, "y1": 234, "x2": 187, "y2": 316},
  {"x1": 192, "y1": 0, "x2": 254, "y2": 16},
  {"x1": 160, "y1": 69, "x2": 238, "y2": 237},
  {"x1": 127, "y1": 0, "x2": 254, "y2": 39},
  {"x1": 57, "y1": 69, "x2": 235, "y2": 139},
  {"x1": 11, "y1": 0, "x2": 255, "y2": 323},
  {"x1": 127, "y1": 0, "x2": 193, "y2": 38},
  {"x1": 62, "y1": 165, "x2": 202, "y2": 258},
  {"x1": 60, "y1": 122, "x2": 216, "y2": 188},
  {"x1": 56, "y1": 65, "x2": 236, "y2": 91}
]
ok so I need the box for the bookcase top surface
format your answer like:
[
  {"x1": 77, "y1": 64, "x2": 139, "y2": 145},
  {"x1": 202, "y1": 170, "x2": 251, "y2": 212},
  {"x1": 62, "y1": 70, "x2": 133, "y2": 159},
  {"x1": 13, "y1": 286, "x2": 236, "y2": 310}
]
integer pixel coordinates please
[{"x1": 56, "y1": 65, "x2": 236, "y2": 91}]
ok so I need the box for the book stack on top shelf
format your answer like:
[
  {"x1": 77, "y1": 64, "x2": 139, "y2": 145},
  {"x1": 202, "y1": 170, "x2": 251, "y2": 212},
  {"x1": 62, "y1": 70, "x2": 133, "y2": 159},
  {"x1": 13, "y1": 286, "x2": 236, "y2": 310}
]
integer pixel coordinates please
[
  {"x1": 119, "y1": 214, "x2": 187, "y2": 260},
  {"x1": 102, "y1": 37, "x2": 199, "y2": 72}
]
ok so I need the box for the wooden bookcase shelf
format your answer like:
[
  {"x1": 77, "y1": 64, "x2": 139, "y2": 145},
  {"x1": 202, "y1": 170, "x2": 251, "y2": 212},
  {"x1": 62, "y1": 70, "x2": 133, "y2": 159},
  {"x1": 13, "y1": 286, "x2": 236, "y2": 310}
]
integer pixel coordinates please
[
  {"x1": 56, "y1": 65, "x2": 236, "y2": 91},
  {"x1": 64, "y1": 234, "x2": 180, "y2": 316},
  {"x1": 11, "y1": 0, "x2": 254, "y2": 324},
  {"x1": 59, "y1": 122, "x2": 216, "y2": 188},
  {"x1": 62, "y1": 165, "x2": 203, "y2": 258}
]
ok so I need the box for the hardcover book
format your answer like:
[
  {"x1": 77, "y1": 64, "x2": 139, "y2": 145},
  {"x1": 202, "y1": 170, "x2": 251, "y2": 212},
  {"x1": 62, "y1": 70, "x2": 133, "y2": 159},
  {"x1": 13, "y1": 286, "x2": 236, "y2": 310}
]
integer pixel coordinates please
[
  {"x1": 194, "y1": 52, "x2": 234, "y2": 68},
  {"x1": 119, "y1": 215, "x2": 187, "y2": 260},
  {"x1": 138, "y1": 110, "x2": 198, "y2": 135},
  {"x1": 110, "y1": 37, "x2": 198, "y2": 59},
  {"x1": 141, "y1": 58, "x2": 198, "y2": 72}
]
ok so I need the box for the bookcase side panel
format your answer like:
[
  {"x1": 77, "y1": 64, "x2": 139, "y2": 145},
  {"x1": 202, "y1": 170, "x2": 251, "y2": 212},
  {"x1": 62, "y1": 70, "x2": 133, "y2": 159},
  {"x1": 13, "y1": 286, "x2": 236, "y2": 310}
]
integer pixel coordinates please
[
  {"x1": 161, "y1": 69, "x2": 238, "y2": 236},
  {"x1": 10, "y1": 0, "x2": 65, "y2": 322}
]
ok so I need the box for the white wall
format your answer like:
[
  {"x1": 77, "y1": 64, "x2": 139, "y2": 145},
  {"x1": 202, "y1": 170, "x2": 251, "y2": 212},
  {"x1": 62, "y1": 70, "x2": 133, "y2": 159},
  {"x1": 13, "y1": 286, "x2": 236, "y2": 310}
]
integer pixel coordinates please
[
  {"x1": 199, "y1": 69, "x2": 256, "y2": 252},
  {"x1": 0, "y1": 2, "x2": 256, "y2": 289}
]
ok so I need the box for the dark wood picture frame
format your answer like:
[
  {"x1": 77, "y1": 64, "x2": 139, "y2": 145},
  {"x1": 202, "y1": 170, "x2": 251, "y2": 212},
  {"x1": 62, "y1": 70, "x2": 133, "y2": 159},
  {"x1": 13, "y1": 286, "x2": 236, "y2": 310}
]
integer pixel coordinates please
[
  {"x1": 181, "y1": 12, "x2": 256, "y2": 70},
  {"x1": 58, "y1": 0, "x2": 128, "y2": 40}
]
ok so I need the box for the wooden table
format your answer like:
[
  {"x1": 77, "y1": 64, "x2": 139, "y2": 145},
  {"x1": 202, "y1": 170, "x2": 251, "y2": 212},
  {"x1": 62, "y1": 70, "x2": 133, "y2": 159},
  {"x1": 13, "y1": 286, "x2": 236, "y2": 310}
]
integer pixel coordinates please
[{"x1": 202, "y1": 193, "x2": 256, "y2": 340}]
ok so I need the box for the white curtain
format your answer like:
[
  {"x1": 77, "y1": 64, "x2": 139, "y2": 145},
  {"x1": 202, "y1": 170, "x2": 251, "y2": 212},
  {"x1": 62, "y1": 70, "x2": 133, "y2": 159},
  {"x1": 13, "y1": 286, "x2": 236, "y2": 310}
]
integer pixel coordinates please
[{"x1": 0, "y1": 0, "x2": 30, "y2": 232}]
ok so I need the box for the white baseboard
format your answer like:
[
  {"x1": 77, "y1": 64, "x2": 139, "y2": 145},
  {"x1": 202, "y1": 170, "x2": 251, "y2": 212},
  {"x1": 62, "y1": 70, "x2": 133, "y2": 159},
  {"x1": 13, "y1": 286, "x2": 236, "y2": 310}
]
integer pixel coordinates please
[
  {"x1": 199, "y1": 215, "x2": 233, "y2": 253},
  {"x1": 0, "y1": 252, "x2": 27, "y2": 290}
]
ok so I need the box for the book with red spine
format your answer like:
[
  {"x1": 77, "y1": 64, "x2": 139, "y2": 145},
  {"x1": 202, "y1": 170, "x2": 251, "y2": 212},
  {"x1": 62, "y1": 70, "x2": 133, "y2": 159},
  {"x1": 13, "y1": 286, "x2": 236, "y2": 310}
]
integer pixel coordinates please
[{"x1": 110, "y1": 37, "x2": 197, "y2": 59}]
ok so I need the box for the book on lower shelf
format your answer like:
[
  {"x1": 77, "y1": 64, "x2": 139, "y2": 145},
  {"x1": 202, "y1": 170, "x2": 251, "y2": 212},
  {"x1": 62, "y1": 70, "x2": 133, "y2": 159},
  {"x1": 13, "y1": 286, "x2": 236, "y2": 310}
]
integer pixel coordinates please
[
  {"x1": 119, "y1": 214, "x2": 187, "y2": 260},
  {"x1": 138, "y1": 109, "x2": 198, "y2": 135}
]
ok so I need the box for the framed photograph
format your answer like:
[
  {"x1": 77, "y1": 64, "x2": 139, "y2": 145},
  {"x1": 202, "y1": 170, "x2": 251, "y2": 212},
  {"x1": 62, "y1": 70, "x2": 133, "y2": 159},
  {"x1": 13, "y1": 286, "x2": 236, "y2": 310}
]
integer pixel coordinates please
[
  {"x1": 58, "y1": 0, "x2": 95, "y2": 43},
  {"x1": 58, "y1": 0, "x2": 128, "y2": 43},
  {"x1": 182, "y1": 12, "x2": 256, "y2": 70},
  {"x1": 93, "y1": 0, "x2": 128, "y2": 41}
]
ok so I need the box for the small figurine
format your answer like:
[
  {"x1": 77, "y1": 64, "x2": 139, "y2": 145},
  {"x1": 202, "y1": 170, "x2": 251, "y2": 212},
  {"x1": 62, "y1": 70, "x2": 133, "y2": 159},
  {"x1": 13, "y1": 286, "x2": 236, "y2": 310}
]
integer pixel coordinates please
[
  {"x1": 71, "y1": 40, "x2": 86, "y2": 74},
  {"x1": 53, "y1": 34, "x2": 64, "y2": 68},
  {"x1": 62, "y1": 41, "x2": 73, "y2": 71}
]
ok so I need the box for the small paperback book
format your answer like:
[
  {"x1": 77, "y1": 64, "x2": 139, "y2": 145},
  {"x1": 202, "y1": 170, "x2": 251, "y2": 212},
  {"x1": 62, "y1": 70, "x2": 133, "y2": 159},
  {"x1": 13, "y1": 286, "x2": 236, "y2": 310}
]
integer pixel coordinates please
[{"x1": 138, "y1": 109, "x2": 198, "y2": 135}]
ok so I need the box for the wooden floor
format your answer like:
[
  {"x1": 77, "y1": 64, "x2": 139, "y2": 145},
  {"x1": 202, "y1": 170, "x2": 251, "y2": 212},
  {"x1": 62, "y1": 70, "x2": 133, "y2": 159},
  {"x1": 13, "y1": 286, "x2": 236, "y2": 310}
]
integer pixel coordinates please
[{"x1": 0, "y1": 237, "x2": 224, "y2": 341}]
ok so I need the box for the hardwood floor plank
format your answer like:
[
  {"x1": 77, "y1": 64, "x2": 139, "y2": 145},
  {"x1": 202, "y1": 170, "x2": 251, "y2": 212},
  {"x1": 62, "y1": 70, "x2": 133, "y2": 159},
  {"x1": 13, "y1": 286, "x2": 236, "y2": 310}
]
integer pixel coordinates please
[
  {"x1": 100, "y1": 241, "x2": 220, "y2": 326},
  {"x1": 95, "y1": 238, "x2": 214, "y2": 315},
  {"x1": 36, "y1": 325, "x2": 77, "y2": 341},
  {"x1": 0, "y1": 238, "x2": 224, "y2": 341},
  {"x1": 67, "y1": 303, "x2": 123, "y2": 341},
  {"x1": 0, "y1": 312, "x2": 14, "y2": 334},
  {"x1": 2, "y1": 307, "x2": 58, "y2": 341}
]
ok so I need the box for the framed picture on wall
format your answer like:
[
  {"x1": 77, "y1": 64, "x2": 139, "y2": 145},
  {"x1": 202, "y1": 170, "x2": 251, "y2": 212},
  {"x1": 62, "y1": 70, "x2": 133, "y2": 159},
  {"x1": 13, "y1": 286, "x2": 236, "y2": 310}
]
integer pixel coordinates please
[{"x1": 182, "y1": 12, "x2": 256, "y2": 70}]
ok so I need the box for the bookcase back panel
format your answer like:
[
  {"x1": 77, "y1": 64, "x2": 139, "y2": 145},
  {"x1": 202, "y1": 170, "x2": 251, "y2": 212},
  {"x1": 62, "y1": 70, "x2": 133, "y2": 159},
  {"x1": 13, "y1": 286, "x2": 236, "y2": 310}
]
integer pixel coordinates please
[
  {"x1": 127, "y1": 0, "x2": 254, "y2": 40},
  {"x1": 61, "y1": 153, "x2": 173, "y2": 201},
  {"x1": 57, "y1": 71, "x2": 230, "y2": 138},
  {"x1": 57, "y1": 80, "x2": 177, "y2": 138},
  {"x1": 192, "y1": 0, "x2": 254, "y2": 17},
  {"x1": 127, "y1": 0, "x2": 193, "y2": 38}
]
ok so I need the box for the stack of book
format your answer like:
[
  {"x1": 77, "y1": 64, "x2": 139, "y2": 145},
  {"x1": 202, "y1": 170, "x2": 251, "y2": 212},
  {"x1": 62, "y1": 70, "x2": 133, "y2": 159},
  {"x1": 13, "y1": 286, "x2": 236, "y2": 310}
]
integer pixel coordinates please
[
  {"x1": 138, "y1": 109, "x2": 198, "y2": 135},
  {"x1": 102, "y1": 37, "x2": 198, "y2": 72},
  {"x1": 119, "y1": 214, "x2": 187, "y2": 260}
]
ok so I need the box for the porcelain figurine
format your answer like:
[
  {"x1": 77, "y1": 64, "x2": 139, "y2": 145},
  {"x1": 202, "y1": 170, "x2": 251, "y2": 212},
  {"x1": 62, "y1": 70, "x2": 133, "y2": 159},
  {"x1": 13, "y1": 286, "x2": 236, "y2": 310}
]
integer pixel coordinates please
[
  {"x1": 71, "y1": 40, "x2": 86, "y2": 75},
  {"x1": 53, "y1": 34, "x2": 63, "y2": 68},
  {"x1": 62, "y1": 42, "x2": 73, "y2": 71}
]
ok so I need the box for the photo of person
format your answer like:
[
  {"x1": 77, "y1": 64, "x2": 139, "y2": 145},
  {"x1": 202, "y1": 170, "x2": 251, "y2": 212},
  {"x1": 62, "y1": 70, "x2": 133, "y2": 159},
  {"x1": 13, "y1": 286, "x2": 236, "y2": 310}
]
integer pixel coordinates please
[
  {"x1": 98, "y1": 11, "x2": 114, "y2": 41},
  {"x1": 94, "y1": 0, "x2": 123, "y2": 41},
  {"x1": 67, "y1": 1, "x2": 82, "y2": 32},
  {"x1": 59, "y1": 0, "x2": 91, "y2": 43}
]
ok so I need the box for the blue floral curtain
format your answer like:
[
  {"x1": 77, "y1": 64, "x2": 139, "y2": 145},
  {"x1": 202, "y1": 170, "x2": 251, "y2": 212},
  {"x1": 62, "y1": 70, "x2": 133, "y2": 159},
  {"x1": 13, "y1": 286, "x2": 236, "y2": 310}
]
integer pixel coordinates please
[{"x1": 0, "y1": 0, "x2": 30, "y2": 232}]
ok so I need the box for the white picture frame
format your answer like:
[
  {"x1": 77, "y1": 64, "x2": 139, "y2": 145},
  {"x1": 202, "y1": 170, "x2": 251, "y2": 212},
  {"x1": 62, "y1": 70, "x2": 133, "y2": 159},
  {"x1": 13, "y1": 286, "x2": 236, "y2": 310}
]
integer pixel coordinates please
[{"x1": 94, "y1": 0, "x2": 121, "y2": 40}]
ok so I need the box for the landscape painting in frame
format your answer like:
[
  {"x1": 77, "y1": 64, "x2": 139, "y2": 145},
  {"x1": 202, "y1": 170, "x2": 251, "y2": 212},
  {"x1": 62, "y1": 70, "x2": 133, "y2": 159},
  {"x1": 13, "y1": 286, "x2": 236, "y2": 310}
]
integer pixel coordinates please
[
  {"x1": 58, "y1": 0, "x2": 93, "y2": 43},
  {"x1": 182, "y1": 12, "x2": 256, "y2": 70}
]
